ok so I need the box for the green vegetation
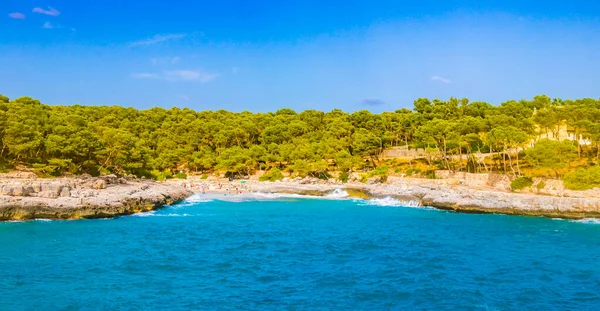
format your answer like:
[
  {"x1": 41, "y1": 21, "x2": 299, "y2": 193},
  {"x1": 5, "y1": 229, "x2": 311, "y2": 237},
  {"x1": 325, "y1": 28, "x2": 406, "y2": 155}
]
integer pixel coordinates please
[
  {"x1": 525, "y1": 140, "x2": 577, "y2": 177},
  {"x1": 511, "y1": 177, "x2": 534, "y2": 191},
  {"x1": 563, "y1": 167, "x2": 600, "y2": 190},
  {"x1": 259, "y1": 168, "x2": 284, "y2": 182},
  {"x1": 361, "y1": 165, "x2": 389, "y2": 183},
  {"x1": 1, "y1": 94, "x2": 600, "y2": 188},
  {"x1": 536, "y1": 181, "x2": 546, "y2": 190},
  {"x1": 338, "y1": 171, "x2": 350, "y2": 183}
]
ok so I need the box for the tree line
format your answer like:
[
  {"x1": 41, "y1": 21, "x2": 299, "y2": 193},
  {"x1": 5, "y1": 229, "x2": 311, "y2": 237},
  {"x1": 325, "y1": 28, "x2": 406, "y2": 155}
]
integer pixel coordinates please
[{"x1": 1, "y1": 94, "x2": 599, "y2": 185}]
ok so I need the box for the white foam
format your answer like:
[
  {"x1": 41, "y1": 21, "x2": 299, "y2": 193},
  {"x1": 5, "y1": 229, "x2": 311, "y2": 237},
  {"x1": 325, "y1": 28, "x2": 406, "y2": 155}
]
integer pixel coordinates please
[
  {"x1": 571, "y1": 218, "x2": 600, "y2": 225},
  {"x1": 131, "y1": 211, "x2": 157, "y2": 217},
  {"x1": 324, "y1": 189, "x2": 349, "y2": 199},
  {"x1": 184, "y1": 193, "x2": 216, "y2": 203},
  {"x1": 361, "y1": 196, "x2": 422, "y2": 208},
  {"x1": 159, "y1": 213, "x2": 192, "y2": 217},
  {"x1": 252, "y1": 192, "x2": 284, "y2": 199},
  {"x1": 131, "y1": 211, "x2": 194, "y2": 217}
]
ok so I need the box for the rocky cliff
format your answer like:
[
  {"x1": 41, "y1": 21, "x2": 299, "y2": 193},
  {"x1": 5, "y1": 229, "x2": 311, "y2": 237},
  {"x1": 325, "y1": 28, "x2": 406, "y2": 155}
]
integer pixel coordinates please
[{"x1": 0, "y1": 175, "x2": 193, "y2": 221}]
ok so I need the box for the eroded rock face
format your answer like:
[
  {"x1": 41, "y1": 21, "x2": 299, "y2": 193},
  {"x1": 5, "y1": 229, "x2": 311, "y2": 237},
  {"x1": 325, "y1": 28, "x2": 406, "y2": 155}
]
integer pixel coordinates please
[
  {"x1": 0, "y1": 184, "x2": 34, "y2": 196},
  {"x1": 0, "y1": 176, "x2": 193, "y2": 221},
  {"x1": 92, "y1": 179, "x2": 107, "y2": 190},
  {"x1": 0, "y1": 171, "x2": 37, "y2": 179}
]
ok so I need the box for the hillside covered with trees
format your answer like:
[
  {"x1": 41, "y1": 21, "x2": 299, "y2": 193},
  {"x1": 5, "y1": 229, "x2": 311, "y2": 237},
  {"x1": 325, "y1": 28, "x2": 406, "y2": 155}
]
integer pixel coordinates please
[{"x1": 1, "y1": 94, "x2": 599, "y2": 189}]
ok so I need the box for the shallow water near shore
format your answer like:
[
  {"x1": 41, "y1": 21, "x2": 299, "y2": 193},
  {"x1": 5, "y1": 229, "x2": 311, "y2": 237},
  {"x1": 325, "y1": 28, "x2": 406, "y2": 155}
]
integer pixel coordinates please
[{"x1": 1, "y1": 196, "x2": 600, "y2": 310}]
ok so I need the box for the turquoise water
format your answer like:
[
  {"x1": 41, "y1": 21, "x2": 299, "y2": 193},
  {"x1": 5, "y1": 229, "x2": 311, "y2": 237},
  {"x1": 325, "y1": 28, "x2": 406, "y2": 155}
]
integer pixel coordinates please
[{"x1": 2, "y1": 196, "x2": 600, "y2": 310}]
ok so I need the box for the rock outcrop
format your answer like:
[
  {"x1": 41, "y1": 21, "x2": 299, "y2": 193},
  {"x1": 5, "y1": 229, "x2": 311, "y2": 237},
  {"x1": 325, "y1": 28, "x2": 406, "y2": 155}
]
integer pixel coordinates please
[
  {"x1": 368, "y1": 181, "x2": 600, "y2": 219},
  {"x1": 0, "y1": 177, "x2": 193, "y2": 221},
  {"x1": 244, "y1": 175, "x2": 600, "y2": 219}
]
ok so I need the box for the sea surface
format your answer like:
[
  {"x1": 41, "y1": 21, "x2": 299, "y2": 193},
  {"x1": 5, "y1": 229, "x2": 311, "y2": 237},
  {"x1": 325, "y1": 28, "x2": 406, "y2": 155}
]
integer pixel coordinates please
[{"x1": 1, "y1": 194, "x2": 600, "y2": 310}]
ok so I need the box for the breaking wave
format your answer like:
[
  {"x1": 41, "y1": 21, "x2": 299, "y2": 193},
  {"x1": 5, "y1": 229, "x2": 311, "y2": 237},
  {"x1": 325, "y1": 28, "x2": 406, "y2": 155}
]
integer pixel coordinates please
[
  {"x1": 361, "y1": 196, "x2": 423, "y2": 208},
  {"x1": 183, "y1": 193, "x2": 216, "y2": 203},
  {"x1": 131, "y1": 211, "x2": 195, "y2": 218},
  {"x1": 324, "y1": 189, "x2": 349, "y2": 199},
  {"x1": 571, "y1": 218, "x2": 600, "y2": 225}
]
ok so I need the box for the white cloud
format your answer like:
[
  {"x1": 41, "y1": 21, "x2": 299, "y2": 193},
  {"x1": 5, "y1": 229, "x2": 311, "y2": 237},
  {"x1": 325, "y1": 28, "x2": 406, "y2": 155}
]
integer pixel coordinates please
[
  {"x1": 178, "y1": 94, "x2": 190, "y2": 101},
  {"x1": 130, "y1": 34, "x2": 186, "y2": 47},
  {"x1": 164, "y1": 70, "x2": 217, "y2": 82},
  {"x1": 42, "y1": 22, "x2": 53, "y2": 29},
  {"x1": 33, "y1": 6, "x2": 60, "y2": 16},
  {"x1": 9, "y1": 12, "x2": 25, "y2": 19},
  {"x1": 431, "y1": 76, "x2": 451, "y2": 84},
  {"x1": 131, "y1": 70, "x2": 217, "y2": 82}
]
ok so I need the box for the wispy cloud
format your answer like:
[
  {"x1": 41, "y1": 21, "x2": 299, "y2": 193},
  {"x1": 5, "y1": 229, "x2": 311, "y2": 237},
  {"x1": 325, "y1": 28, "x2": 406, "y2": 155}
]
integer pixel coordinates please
[
  {"x1": 42, "y1": 22, "x2": 53, "y2": 29},
  {"x1": 33, "y1": 6, "x2": 60, "y2": 16},
  {"x1": 361, "y1": 99, "x2": 386, "y2": 106},
  {"x1": 131, "y1": 73, "x2": 161, "y2": 79},
  {"x1": 164, "y1": 70, "x2": 217, "y2": 82},
  {"x1": 8, "y1": 12, "x2": 25, "y2": 19},
  {"x1": 130, "y1": 34, "x2": 186, "y2": 47},
  {"x1": 431, "y1": 76, "x2": 451, "y2": 84},
  {"x1": 178, "y1": 94, "x2": 190, "y2": 101},
  {"x1": 131, "y1": 70, "x2": 217, "y2": 82}
]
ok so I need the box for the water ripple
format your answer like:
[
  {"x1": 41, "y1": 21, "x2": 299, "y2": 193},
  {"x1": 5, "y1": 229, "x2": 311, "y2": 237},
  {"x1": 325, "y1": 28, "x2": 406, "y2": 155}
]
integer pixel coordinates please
[{"x1": 1, "y1": 198, "x2": 600, "y2": 310}]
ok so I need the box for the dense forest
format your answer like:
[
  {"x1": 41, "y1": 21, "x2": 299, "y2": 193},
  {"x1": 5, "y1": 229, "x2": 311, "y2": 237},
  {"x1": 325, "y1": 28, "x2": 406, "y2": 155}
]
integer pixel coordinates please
[{"x1": 1, "y1": 94, "x2": 600, "y2": 189}]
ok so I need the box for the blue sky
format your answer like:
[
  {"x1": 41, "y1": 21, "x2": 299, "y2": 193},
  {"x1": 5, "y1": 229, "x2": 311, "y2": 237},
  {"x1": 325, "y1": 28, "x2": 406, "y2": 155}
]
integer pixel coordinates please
[{"x1": 1, "y1": 0, "x2": 600, "y2": 112}]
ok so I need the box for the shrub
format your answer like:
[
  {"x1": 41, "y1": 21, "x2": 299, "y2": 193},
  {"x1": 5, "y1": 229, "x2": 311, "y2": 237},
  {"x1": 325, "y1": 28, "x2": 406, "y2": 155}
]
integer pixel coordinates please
[
  {"x1": 259, "y1": 168, "x2": 284, "y2": 182},
  {"x1": 175, "y1": 172, "x2": 187, "y2": 179},
  {"x1": 200, "y1": 174, "x2": 209, "y2": 179},
  {"x1": 536, "y1": 181, "x2": 546, "y2": 190},
  {"x1": 406, "y1": 169, "x2": 414, "y2": 176},
  {"x1": 151, "y1": 170, "x2": 173, "y2": 181},
  {"x1": 0, "y1": 159, "x2": 13, "y2": 173},
  {"x1": 338, "y1": 171, "x2": 349, "y2": 183},
  {"x1": 563, "y1": 167, "x2": 600, "y2": 190},
  {"x1": 360, "y1": 165, "x2": 389, "y2": 183},
  {"x1": 511, "y1": 177, "x2": 534, "y2": 191},
  {"x1": 425, "y1": 170, "x2": 436, "y2": 179},
  {"x1": 311, "y1": 171, "x2": 332, "y2": 180}
]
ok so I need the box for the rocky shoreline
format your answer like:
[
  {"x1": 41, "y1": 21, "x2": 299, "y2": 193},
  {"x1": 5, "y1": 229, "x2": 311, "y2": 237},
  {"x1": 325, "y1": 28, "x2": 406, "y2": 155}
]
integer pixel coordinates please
[
  {"x1": 3, "y1": 171, "x2": 600, "y2": 221},
  {"x1": 0, "y1": 174, "x2": 193, "y2": 221},
  {"x1": 207, "y1": 174, "x2": 600, "y2": 220}
]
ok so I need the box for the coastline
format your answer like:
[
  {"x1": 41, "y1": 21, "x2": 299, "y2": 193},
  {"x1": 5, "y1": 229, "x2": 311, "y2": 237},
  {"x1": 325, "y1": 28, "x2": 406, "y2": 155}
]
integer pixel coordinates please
[
  {"x1": 0, "y1": 175, "x2": 193, "y2": 221},
  {"x1": 2, "y1": 173, "x2": 600, "y2": 221},
  {"x1": 170, "y1": 175, "x2": 600, "y2": 220}
]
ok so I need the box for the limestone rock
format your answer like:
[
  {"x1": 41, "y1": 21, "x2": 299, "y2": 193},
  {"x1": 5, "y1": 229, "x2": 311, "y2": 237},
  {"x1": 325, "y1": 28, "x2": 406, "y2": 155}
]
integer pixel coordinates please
[
  {"x1": 0, "y1": 171, "x2": 37, "y2": 179},
  {"x1": 92, "y1": 179, "x2": 107, "y2": 190},
  {"x1": 98, "y1": 174, "x2": 118, "y2": 184},
  {"x1": 0, "y1": 184, "x2": 34, "y2": 196}
]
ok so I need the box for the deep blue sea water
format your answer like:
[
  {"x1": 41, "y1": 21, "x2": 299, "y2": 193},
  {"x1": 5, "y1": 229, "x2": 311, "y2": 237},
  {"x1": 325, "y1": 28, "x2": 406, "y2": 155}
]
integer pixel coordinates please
[{"x1": 1, "y1": 195, "x2": 600, "y2": 310}]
